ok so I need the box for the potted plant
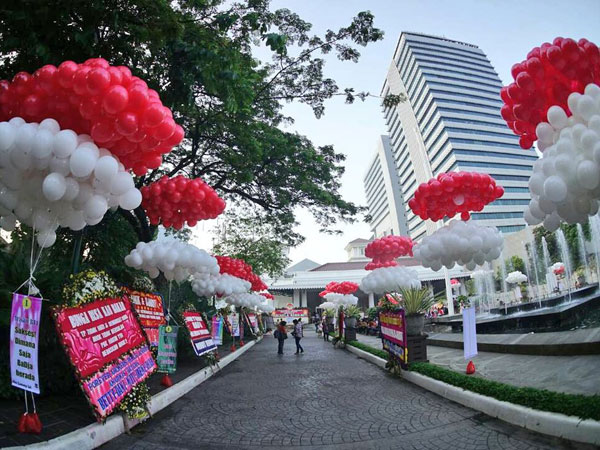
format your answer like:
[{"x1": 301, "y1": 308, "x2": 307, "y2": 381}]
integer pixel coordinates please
[
  {"x1": 398, "y1": 287, "x2": 437, "y2": 336},
  {"x1": 343, "y1": 305, "x2": 361, "y2": 328}
]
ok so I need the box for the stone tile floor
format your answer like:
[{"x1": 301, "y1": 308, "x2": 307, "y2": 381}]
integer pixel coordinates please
[
  {"x1": 0, "y1": 340, "x2": 241, "y2": 448},
  {"x1": 356, "y1": 334, "x2": 600, "y2": 395},
  {"x1": 101, "y1": 331, "x2": 590, "y2": 450}
]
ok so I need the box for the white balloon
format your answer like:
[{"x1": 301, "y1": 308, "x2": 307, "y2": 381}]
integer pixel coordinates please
[
  {"x1": 49, "y1": 156, "x2": 71, "y2": 176},
  {"x1": 110, "y1": 172, "x2": 134, "y2": 196},
  {"x1": 70, "y1": 145, "x2": 98, "y2": 178},
  {"x1": 0, "y1": 122, "x2": 16, "y2": 151},
  {"x1": 53, "y1": 130, "x2": 78, "y2": 158},
  {"x1": 119, "y1": 188, "x2": 142, "y2": 210},
  {"x1": 42, "y1": 173, "x2": 67, "y2": 201},
  {"x1": 39, "y1": 118, "x2": 60, "y2": 134},
  {"x1": 84, "y1": 195, "x2": 108, "y2": 220},
  {"x1": 37, "y1": 230, "x2": 57, "y2": 248},
  {"x1": 94, "y1": 156, "x2": 119, "y2": 183}
]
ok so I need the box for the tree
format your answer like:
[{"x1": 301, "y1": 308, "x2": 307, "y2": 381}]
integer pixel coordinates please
[
  {"x1": 0, "y1": 1, "x2": 401, "y2": 245},
  {"x1": 211, "y1": 209, "x2": 292, "y2": 277},
  {"x1": 509, "y1": 255, "x2": 526, "y2": 274}
]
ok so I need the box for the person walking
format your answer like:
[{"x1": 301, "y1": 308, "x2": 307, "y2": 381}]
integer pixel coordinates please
[
  {"x1": 321, "y1": 315, "x2": 330, "y2": 342},
  {"x1": 275, "y1": 320, "x2": 287, "y2": 355},
  {"x1": 292, "y1": 319, "x2": 304, "y2": 354}
]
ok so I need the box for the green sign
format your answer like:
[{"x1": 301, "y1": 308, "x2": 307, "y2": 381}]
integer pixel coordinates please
[{"x1": 157, "y1": 325, "x2": 179, "y2": 374}]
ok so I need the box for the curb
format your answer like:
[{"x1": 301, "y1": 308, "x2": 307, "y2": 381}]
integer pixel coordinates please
[
  {"x1": 9, "y1": 337, "x2": 262, "y2": 450},
  {"x1": 344, "y1": 343, "x2": 600, "y2": 446}
]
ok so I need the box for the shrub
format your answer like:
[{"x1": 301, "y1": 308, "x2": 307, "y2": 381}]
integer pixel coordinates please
[
  {"x1": 346, "y1": 340, "x2": 388, "y2": 361},
  {"x1": 408, "y1": 362, "x2": 600, "y2": 421}
]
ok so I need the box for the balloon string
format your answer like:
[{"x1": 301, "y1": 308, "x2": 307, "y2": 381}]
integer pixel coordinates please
[
  {"x1": 24, "y1": 390, "x2": 29, "y2": 414},
  {"x1": 167, "y1": 280, "x2": 172, "y2": 324},
  {"x1": 30, "y1": 392, "x2": 36, "y2": 413}
]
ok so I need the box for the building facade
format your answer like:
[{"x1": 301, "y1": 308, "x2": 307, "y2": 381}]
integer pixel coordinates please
[
  {"x1": 363, "y1": 136, "x2": 409, "y2": 238},
  {"x1": 381, "y1": 32, "x2": 537, "y2": 241},
  {"x1": 267, "y1": 238, "x2": 470, "y2": 312}
]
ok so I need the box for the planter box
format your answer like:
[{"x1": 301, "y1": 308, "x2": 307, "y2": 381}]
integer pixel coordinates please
[{"x1": 407, "y1": 334, "x2": 428, "y2": 363}]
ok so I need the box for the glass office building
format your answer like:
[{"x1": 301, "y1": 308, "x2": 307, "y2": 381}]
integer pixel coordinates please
[{"x1": 381, "y1": 32, "x2": 537, "y2": 241}]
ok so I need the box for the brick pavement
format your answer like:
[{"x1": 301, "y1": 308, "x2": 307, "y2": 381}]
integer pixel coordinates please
[
  {"x1": 101, "y1": 331, "x2": 590, "y2": 450},
  {"x1": 355, "y1": 333, "x2": 600, "y2": 395}
]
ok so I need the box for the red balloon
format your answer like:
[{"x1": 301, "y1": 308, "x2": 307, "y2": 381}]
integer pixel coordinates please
[
  {"x1": 142, "y1": 103, "x2": 166, "y2": 128},
  {"x1": 86, "y1": 68, "x2": 111, "y2": 95},
  {"x1": 102, "y1": 85, "x2": 129, "y2": 114}
]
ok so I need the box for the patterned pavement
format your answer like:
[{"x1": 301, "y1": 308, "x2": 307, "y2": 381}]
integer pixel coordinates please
[{"x1": 101, "y1": 331, "x2": 588, "y2": 450}]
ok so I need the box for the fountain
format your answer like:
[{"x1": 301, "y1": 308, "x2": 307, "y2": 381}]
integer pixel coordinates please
[
  {"x1": 471, "y1": 265, "x2": 495, "y2": 313},
  {"x1": 522, "y1": 240, "x2": 538, "y2": 304},
  {"x1": 541, "y1": 236, "x2": 556, "y2": 292},
  {"x1": 590, "y1": 215, "x2": 600, "y2": 284},
  {"x1": 499, "y1": 251, "x2": 508, "y2": 312},
  {"x1": 555, "y1": 228, "x2": 573, "y2": 302},
  {"x1": 526, "y1": 227, "x2": 542, "y2": 304},
  {"x1": 576, "y1": 224, "x2": 591, "y2": 283}
]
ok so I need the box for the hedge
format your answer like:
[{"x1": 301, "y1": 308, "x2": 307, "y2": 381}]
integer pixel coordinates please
[
  {"x1": 346, "y1": 340, "x2": 389, "y2": 361},
  {"x1": 409, "y1": 362, "x2": 600, "y2": 421},
  {"x1": 344, "y1": 340, "x2": 600, "y2": 421}
]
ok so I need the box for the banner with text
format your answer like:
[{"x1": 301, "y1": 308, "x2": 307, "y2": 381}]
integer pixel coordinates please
[
  {"x1": 54, "y1": 297, "x2": 147, "y2": 378},
  {"x1": 82, "y1": 346, "x2": 156, "y2": 418},
  {"x1": 272, "y1": 308, "x2": 309, "y2": 323},
  {"x1": 247, "y1": 313, "x2": 258, "y2": 334},
  {"x1": 379, "y1": 310, "x2": 407, "y2": 363},
  {"x1": 10, "y1": 294, "x2": 42, "y2": 394},
  {"x1": 211, "y1": 316, "x2": 223, "y2": 345},
  {"x1": 228, "y1": 313, "x2": 240, "y2": 337},
  {"x1": 53, "y1": 296, "x2": 156, "y2": 419},
  {"x1": 157, "y1": 325, "x2": 179, "y2": 373},
  {"x1": 183, "y1": 311, "x2": 217, "y2": 356},
  {"x1": 122, "y1": 287, "x2": 166, "y2": 347}
]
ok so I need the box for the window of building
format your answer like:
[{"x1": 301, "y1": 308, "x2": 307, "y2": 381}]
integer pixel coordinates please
[
  {"x1": 446, "y1": 127, "x2": 518, "y2": 140},
  {"x1": 453, "y1": 149, "x2": 538, "y2": 161},
  {"x1": 430, "y1": 89, "x2": 502, "y2": 105},
  {"x1": 496, "y1": 225, "x2": 526, "y2": 233},
  {"x1": 471, "y1": 211, "x2": 524, "y2": 219},
  {"x1": 450, "y1": 138, "x2": 522, "y2": 149},
  {"x1": 457, "y1": 160, "x2": 533, "y2": 171},
  {"x1": 437, "y1": 107, "x2": 502, "y2": 119}
]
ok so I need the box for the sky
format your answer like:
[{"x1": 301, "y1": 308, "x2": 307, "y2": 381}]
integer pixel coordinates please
[{"x1": 193, "y1": 0, "x2": 600, "y2": 268}]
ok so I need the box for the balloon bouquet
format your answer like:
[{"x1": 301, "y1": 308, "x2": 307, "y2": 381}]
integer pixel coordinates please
[
  {"x1": 360, "y1": 236, "x2": 421, "y2": 295},
  {"x1": 409, "y1": 172, "x2": 505, "y2": 271},
  {"x1": 318, "y1": 281, "x2": 360, "y2": 308},
  {"x1": 499, "y1": 37, "x2": 600, "y2": 230}
]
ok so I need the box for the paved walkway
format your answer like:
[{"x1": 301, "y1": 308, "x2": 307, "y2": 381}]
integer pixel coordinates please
[
  {"x1": 102, "y1": 331, "x2": 582, "y2": 449},
  {"x1": 356, "y1": 334, "x2": 600, "y2": 395}
]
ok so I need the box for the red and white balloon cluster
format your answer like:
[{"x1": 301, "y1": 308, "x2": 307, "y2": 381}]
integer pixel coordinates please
[
  {"x1": 321, "y1": 292, "x2": 358, "y2": 307},
  {"x1": 524, "y1": 85, "x2": 600, "y2": 229},
  {"x1": 191, "y1": 273, "x2": 250, "y2": 298},
  {"x1": 505, "y1": 271, "x2": 527, "y2": 284},
  {"x1": 124, "y1": 239, "x2": 218, "y2": 281},
  {"x1": 321, "y1": 281, "x2": 359, "y2": 296},
  {"x1": 225, "y1": 292, "x2": 265, "y2": 308},
  {"x1": 413, "y1": 220, "x2": 503, "y2": 271},
  {"x1": 408, "y1": 172, "x2": 504, "y2": 222},
  {"x1": 552, "y1": 262, "x2": 565, "y2": 275},
  {"x1": 260, "y1": 292, "x2": 274, "y2": 300},
  {"x1": 500, "y1": 37, "x2": 600, "y2": 149},
  {"x1": 0, "y1": 118, "x2": 141, "y2": 246},
  {"x1": 360, "y1": 266, "x2": 421, "y2": 294},
  {"x1": 141, "y1": 175, "x2": 225, "y2": 229},
  {"x1": 215, "y1": 256, "x2": 266, "y2": 292},
  {"x1": 0, "y1": 59, "x2": 184, "y2": 175},
  {"x1": 364, "y1": 236, "x2": 413, "y2": 270}
]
